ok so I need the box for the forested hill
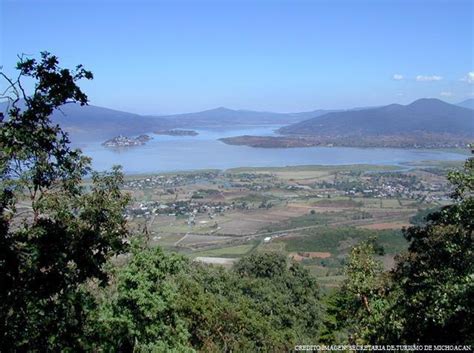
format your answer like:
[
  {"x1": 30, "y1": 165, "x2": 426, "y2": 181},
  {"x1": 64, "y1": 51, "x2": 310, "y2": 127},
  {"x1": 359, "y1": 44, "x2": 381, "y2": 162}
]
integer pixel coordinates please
[{"x1": 279, "y1": 98, "x2": 474, "y2": 137}]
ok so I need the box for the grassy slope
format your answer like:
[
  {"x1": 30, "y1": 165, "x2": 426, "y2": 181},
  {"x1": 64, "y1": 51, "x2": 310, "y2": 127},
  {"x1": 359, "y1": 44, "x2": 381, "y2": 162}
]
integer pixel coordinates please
[{"x1": 276, "y1": 227, "x2": 407, "y2": 256}]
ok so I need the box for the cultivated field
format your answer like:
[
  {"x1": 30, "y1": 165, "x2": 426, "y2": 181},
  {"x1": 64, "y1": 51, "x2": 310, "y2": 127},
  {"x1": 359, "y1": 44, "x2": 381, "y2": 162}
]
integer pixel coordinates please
[{"x1": 124, "y1": 160, "x2": 462, "y2": 287}]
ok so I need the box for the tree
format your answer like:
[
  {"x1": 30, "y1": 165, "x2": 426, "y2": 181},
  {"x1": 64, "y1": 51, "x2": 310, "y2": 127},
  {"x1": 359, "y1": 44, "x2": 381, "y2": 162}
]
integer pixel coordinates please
[
  {"x1": 91, "y1": 250, "x2": 323, "y2": 352},
  {"x1": 0, "y1": 52, "x2": 130, "y2": 351},
  {"x1": 332, "y1": 152, "x2": 473, "y2": 345},
  {"x1": 90, "y1": 244, "x2": 192, "y2": 352},
  {"x1": 389, "y1": 153, "x2": 474, "y2": 344},
  {"x1": 328, "y1": 239, "x2": 393, "y2": 344}
]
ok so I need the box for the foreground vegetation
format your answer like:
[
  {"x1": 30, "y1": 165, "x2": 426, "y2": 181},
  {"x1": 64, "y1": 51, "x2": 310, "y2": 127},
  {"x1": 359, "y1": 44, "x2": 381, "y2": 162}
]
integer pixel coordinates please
[{"x1": 1, "y1": 53, "x2": 472, "y2": 351}]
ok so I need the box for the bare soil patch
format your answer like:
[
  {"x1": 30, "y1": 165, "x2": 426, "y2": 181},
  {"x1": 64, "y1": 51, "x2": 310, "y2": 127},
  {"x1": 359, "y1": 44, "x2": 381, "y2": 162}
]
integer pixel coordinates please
[{"x1": 289, "y1": 251, "x2": 332, "y2": 261}]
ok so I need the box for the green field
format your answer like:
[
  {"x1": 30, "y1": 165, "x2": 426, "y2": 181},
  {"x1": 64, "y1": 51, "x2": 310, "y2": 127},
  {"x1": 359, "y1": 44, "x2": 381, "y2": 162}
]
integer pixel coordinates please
[
  {"x1": 191, "y1": 243, "x2": 257, "y2": 258},
  {"x1": 123, "y1": 161, "x2": 458, "y2": 289},
  {"x1": 262, "y1": 213, "x2": 329, "y2": 232},
  {"x1": 276, "y1": 227, "x2": 407, "y2": 256}
]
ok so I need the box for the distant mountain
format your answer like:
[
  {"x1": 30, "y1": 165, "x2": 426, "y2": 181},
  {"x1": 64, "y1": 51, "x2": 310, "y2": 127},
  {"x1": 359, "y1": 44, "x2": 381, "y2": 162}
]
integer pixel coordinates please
[
  {"x1": 50, "y1": 104, "x2": 175, "y2": 141},
  {"x1": 284, "y1": 105, "x2": 379, "y2": 121},
  {"x1": 0, "y1": 101, "x2": 174, "y2": 142},
  {"x1": 285, "y1": 109, "x2": 339, "y2": 120},
  {"x1": 153, "y1": 107, "x2": 320, "y2": 127},
  {"x1": 456, "y1": 99, "x2": 474, "y2": 110},
  {"x1": 158, "y1": 106, "x2": 376, "y2": 127},
  {"x1": 7, "y1": 99, "x2": 468, "y2": 147},
  {"x1": 279, "y1": 98, "x2": 474, "y2": 137},
  {"x1": 0, "y1": 102, "x2": 324, "y2": 142}
]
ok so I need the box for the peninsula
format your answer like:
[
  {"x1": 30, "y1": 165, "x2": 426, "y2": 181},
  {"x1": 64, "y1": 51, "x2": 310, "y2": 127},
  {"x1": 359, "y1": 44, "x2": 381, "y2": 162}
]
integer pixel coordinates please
[
  {"x1": 219, "y1": 134, "x2": 470, "y2": 149},
  {"x1": 154, "y1": 129, "x2": 199, "y2": 136},
  {"x1": 219, "y1": 135, "x2": 322, "y2": 148}
]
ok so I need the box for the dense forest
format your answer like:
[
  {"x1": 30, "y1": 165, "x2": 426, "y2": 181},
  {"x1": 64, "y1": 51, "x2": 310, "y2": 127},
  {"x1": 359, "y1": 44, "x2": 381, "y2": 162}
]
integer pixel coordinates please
[{"x1": 1, "y1": 54, "x2": 472, "y2": 352}]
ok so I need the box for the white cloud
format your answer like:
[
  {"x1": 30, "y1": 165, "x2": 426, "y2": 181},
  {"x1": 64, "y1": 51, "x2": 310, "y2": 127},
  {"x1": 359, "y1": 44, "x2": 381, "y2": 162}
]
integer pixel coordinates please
[
  {"x1": 416, "y1": 75, "x2": 443, "y2": 82},
  {"x1": 392, "y1": 74, "x2": 404, "y2": 81},
  {"x1": 440, "y1": 91, "x2": 453, "y2": 97},
  {"x1": 461, "y1": 71, "x2": 474, "y2": 84}
]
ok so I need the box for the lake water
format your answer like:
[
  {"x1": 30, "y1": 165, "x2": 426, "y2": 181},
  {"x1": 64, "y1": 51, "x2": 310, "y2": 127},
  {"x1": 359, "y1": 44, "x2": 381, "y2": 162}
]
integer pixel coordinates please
[{"x1": 76, "y1": 125, "x2": 467, "y2": 174}]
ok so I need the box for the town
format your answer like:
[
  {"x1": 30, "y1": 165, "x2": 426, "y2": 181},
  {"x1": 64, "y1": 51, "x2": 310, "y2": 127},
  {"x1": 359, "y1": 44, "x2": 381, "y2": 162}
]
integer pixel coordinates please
[{"x1": 123, "y1": 164, "x2": 452, "y2": 224}]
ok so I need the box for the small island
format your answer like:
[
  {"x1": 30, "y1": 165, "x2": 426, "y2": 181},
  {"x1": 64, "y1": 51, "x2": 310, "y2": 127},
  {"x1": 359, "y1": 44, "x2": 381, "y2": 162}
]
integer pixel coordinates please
[
  {"x1": 154, "y1": 129, "x2": 199, "y2": 136},
  {"x1": 102, "y1": 134, "x2": 152, "y2": 148}
]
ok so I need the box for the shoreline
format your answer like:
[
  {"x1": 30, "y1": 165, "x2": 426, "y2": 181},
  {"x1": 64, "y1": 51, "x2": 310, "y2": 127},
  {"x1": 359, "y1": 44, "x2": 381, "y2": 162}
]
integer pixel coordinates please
[
  {"x1": 219, "y1": 135, "x2": 471, "y2": 150},
  {"x1": 81, "y1": 160, "x2": 465, "y2": 180}
]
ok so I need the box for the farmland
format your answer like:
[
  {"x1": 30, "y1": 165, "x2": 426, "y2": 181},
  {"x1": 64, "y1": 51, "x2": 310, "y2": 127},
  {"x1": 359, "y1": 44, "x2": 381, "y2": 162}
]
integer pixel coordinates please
[{"x1": 123, "y1": 160, "x2": 461, "y2": 287}]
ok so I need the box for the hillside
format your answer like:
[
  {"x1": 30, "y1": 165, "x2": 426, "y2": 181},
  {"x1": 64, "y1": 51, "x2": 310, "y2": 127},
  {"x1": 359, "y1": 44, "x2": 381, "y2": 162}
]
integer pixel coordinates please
[
  {"x1": 279, "y1": 98, "x2": 474, "y2": 138},
  {"x1": 51, "y1": 104, "x2": 176, "y2": 141},
  {"x1": 456, "y1": 98, "x2": 474, "y2": 110},
  {"x1": 0, "y1": 101, "x2": 174, "y2": 142}
]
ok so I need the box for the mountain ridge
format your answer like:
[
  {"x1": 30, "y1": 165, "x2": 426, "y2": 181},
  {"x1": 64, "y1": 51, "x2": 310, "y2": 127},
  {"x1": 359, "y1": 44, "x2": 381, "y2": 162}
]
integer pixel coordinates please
[
  {"x1": 279, "y1": 98, "x2": 474, "y2": 137},
  {"x1": 456, "y1": 98, "x2": 474, "y2": 110},
  {"x1": 2, "y1": 99, "x2": 472, "y2": 145}
]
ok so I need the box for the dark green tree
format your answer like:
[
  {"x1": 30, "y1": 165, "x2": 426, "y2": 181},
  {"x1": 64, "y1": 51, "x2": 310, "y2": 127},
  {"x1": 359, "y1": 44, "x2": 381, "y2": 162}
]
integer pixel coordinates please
[
  {"x1": 89, "y1": 244, "x2": 192, "y2": 352},
  {"x1": 325, "y1": 239, "x2": 393, "y2": 344},
  {"x1": 331, "y1": 152, "x2": 473, "y2": 345},
  {"x1": 92, "y1": 249, "x2": 322, "y2": 352},
  {"x1": 389, "y1": 154, "x2": 473, "y2": 344},
  {"x1": 0, "y1": 52, "x2": 130, "y2": 351}
]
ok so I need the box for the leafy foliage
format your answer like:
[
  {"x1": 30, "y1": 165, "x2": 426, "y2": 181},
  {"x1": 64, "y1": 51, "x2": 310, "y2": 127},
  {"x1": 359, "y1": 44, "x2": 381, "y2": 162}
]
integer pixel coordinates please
[
  {"x1": 388, "y1": 154, "x2": 474, "y2": 344},
  {"x1": 331, "y1": 152, "x2": 474, "y2": 345},
  {"x1": 90, "y1": 249, "x2": 322, "y2": 352},
  {"x1": 325, "y1": 240, "x2": 394, "y2": 344},
  {"x1": 0, "y1": 53, "x2": 130, "y2": 351},
  {"x1": 89, "y1": 245, "x2": 191, "y2": 352}
]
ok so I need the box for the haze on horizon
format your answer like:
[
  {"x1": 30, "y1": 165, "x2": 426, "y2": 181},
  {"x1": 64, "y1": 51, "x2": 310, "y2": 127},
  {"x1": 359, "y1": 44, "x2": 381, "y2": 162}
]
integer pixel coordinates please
[{"x1": 1, "y1": 0, "x2": 473, "y2": 115}]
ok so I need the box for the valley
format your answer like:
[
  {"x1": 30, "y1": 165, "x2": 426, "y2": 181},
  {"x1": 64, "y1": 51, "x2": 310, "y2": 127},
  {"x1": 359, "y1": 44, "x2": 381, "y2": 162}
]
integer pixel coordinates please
[{"x1": 121, "y1": 160, "x2": 460, "y2": 288}]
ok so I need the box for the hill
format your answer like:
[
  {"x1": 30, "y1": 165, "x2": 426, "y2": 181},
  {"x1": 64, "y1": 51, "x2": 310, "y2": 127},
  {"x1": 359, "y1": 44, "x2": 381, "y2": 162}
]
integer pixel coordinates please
[
  {"x1": 158, "y1": 106, "x2": 373, "y2": 127},
  {"x1": 50, "y1": 104, "x2": 175, "y2": 141},
  {"x1": 456, "y1": 98, "x2": 474, "y2": 110},
  {"x1": 279, "y1": 99, "x2": 474, "y2": 138},
  {"x1": 152, "y1": 107, "x2": 326, "y2": 127},
  {"x1": 0, "y1": 101, "x2": 174, "y2": 142},
  {"x1": 0, "y1": 102, "x2": 323, "y2": 142}
]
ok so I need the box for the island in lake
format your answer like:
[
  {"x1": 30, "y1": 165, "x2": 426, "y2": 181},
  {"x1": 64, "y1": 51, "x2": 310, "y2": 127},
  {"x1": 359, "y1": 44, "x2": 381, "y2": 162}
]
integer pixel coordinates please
[
  {"x1": 155, "y1": 129, "x2": 199, "y2": 136},
  {"x1": 102, "y1": 134, "x2": 152, "y2": 148}
]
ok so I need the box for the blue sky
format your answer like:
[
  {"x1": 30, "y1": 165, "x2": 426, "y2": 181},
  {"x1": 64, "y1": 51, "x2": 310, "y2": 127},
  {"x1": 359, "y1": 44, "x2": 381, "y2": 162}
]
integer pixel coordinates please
[{"x1": 1, "y1": 0, "x2": 473, "y2": 114}]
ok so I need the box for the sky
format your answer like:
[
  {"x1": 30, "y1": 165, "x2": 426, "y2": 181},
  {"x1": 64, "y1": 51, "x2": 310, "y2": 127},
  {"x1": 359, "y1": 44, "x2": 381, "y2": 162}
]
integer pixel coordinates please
[{"x1": 1, "y1": 0, "x2": 473, "y2": 114}]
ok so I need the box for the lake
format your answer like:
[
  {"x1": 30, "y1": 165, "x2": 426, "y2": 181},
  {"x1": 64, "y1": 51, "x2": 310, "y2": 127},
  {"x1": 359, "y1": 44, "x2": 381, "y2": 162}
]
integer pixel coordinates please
[{"x1": 76, "y1": 125, "x2": 467, "y2": 174}]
